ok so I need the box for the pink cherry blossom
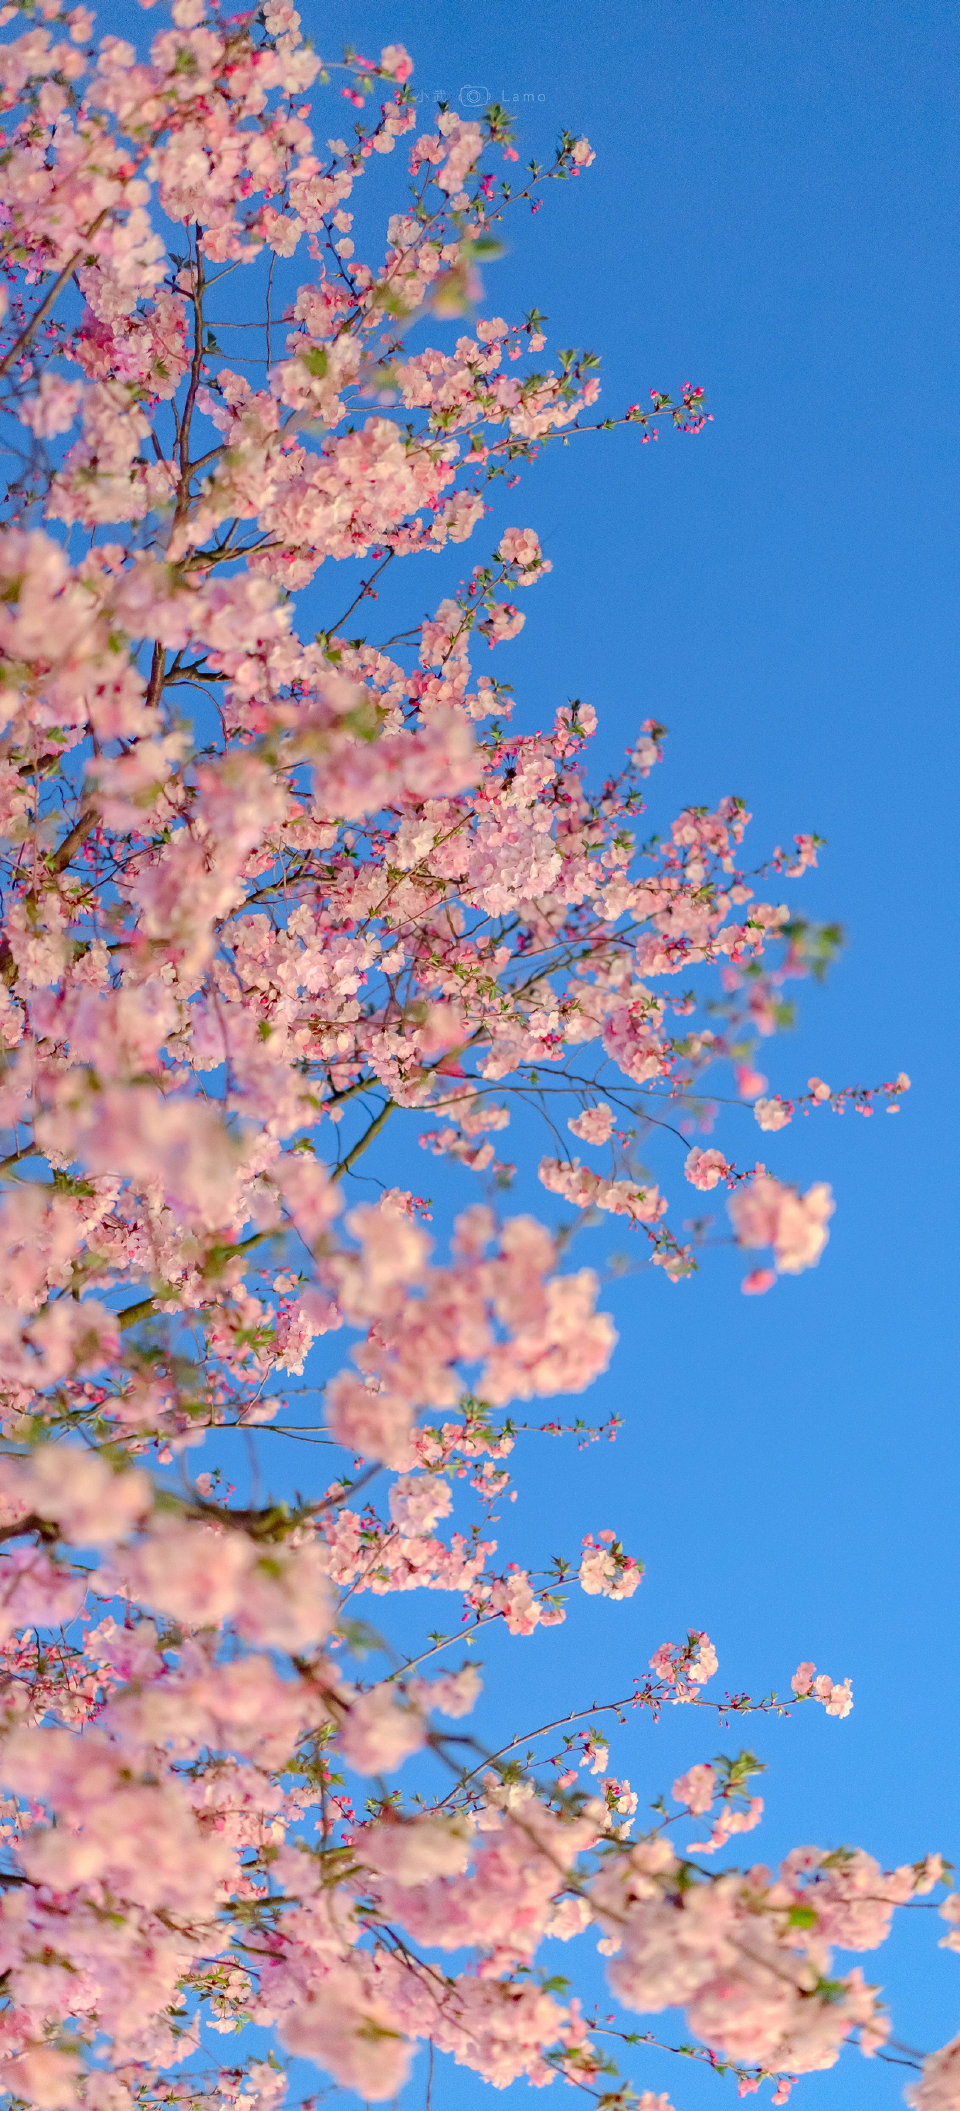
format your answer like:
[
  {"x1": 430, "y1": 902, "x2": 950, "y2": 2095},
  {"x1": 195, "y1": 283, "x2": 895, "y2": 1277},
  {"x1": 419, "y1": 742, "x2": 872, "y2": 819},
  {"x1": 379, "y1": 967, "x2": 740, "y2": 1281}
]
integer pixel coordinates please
[
  {"x1": 232, "y1": 1543, "x2": 335, "y2": 1651},
  {"x1": 337, "y1": 1682, "x2": 427, "y2": 1772},
  {"x1": 729, "y1": 1175, "x2": 835, "y2": 1274},
  {"x1": 0, "y1": 2049, "x2": 81, "y2": 2109},
  {"x1": 906, "y1": 2037, "x2": 960, "y2": 2110},
  {"x1": 673, "y1": 1762, "x2": 716, "y2": 1814},
  {"x1": 0, "y1": 1445, "x2": 149, "y2": 1543},
  {"x1": 754, "y1": 1095, "x2": 793, "y2": 1131},
  {"x1": 569, "y1": 1102, "x2": 616, "y2": 1145},
  {"x1": 280, "y1": 1970, "x2": 412, "y2": 2101},
  {"x1": 688, "y1": 1794, "x2": 764, "y2": 1853},
  {"x1": 497, "y1": 526, "x2": 551, "y2": 580},
  {"x1": 0, "y1": 11, "x2": 922, "y2": 2105},
  {"x1": 380, "y1": 41, "x2": 413, "y2": 80},
  {"x1": 791, "y1": 1662, "x2": 853, "y2": 1716},
  {"x1": 742, "y1": 1267, "x2": 777, "y2": 1294},
  {"x1": 111, "y1": 1517, "x2": 253, "y2": 1627},
  {"x1": 684, "y1": 1146, "x2": 729, "y2": 1189},
  {"x1": 356, "y1": 1813, "x2": 473, "y2": 1884},
  {"x1": 579, "y1": 1533, "x2": 643, "y2": 1598}
]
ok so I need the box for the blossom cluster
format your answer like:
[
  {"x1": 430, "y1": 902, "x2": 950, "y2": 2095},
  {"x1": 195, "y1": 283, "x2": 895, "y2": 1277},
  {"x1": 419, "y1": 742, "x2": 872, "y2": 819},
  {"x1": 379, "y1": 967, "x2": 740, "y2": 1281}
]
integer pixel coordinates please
[{"x1": 0, "y1": 1, "x2": 938, "y2": 2107}]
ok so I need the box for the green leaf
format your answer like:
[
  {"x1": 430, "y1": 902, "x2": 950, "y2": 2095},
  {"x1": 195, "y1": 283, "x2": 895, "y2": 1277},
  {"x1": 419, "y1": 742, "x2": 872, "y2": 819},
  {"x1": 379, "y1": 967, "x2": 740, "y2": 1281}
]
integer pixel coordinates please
[{"x1": 337, "y1": 1617, "x2": 386, "y2": 1658}]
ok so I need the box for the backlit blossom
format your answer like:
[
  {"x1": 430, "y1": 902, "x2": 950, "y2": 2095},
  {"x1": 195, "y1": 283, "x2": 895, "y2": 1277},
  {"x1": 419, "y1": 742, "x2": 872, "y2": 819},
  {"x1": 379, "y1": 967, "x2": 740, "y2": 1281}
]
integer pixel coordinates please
[
  {"x1": 729, "y1": 1175, "x2": 835, "y2": 1274},
  {"x1": 280, "y1": 1971, "x2": 412, "y2": 2101},
  {"x1": 111, "y1": 1518, "x2": 253, "y2": 1627},
  {"x1": 579, "y1": 1533, "x2": 642, "y2": 1599},
  {"x1": 355, "y1": 1814, "x2": 472, "y2": 1884},
  {"x1": 569, "y1": 1102, "x2": 616, "y2": 1145},
  {"x1": 673, "y1": 1762, "x2": 716, "y2": 1815},
  {"x1": 0, "y1": 10, "x2": 916, "y2": 2104},
  {"x1": 380, "y1": 41, "x2": 413, "y2": 79},
  {"x1": 684, "y1": 1146, "x2": 729, "y2": 1189},
  {"x1": 906, "y1": 2036, "x2": 960, "y2": 2110},
  {"x1": 792, "y1": 1661, "x2": 853, "y2": 1716},
  {"x1": 337, "y1": 1683, "x2": 427, "y2": 1772},
  {"x1": 754, "y1": 1095, "x2": 793, "y2": 1131}
]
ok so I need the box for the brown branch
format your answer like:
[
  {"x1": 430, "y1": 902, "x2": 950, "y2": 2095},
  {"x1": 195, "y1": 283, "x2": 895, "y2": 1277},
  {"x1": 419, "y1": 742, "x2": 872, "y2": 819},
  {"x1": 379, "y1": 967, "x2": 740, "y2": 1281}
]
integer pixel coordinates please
[
  {"x1": 115, "y1": 1228, "x2": 273, "y2": 1331},
  {"x1": 331, "y1": 1098, "x2": 395, "y2": 1180},
  {"x1": 0, "y1": 210, "x2": 110, "y2": 380},
  {"x1": 46, "y1": 807, "x2": 97, "y2": 877},
  {"x1": 0, "y1": 1512, "x2": 59, "y2": 1546},
  {"x1": 168, "y1": 227, "x2": 208, "y2": 544}
]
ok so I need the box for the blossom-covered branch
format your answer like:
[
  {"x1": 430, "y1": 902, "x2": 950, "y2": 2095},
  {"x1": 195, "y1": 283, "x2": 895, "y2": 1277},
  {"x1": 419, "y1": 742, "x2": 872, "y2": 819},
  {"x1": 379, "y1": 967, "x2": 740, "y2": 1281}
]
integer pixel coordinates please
[{"x1": 0, "y1": 1, "x2": 942, "y2": 2107}]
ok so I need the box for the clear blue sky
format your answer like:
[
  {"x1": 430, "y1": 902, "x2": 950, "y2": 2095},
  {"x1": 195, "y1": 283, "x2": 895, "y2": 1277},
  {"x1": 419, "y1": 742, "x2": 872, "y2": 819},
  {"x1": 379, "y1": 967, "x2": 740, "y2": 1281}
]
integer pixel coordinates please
[
  {"x1": 299, "y1": 2, "x2": 959, "y2": 2102},
  {"x1": 105, "y1": 0, "x2": 960, "y2": 2099}
]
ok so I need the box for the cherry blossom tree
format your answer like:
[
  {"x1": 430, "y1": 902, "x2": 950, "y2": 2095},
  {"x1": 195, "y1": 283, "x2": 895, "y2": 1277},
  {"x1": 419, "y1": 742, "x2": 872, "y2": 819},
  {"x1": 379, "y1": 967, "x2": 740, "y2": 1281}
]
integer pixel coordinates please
[{"x1": 0, "y1": 3, "x2": 945, "y2": 2108}]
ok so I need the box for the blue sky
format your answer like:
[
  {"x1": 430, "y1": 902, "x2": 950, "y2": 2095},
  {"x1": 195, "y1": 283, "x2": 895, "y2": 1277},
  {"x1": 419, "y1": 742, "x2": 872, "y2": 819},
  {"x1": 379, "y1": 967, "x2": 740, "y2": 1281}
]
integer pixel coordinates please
[
  {"x1": 93, "y1": 0, "x2": 960, "y2": 2100},
  {"x1": 293, "y1": 1, "x2": 960, "y2": 2102}
]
